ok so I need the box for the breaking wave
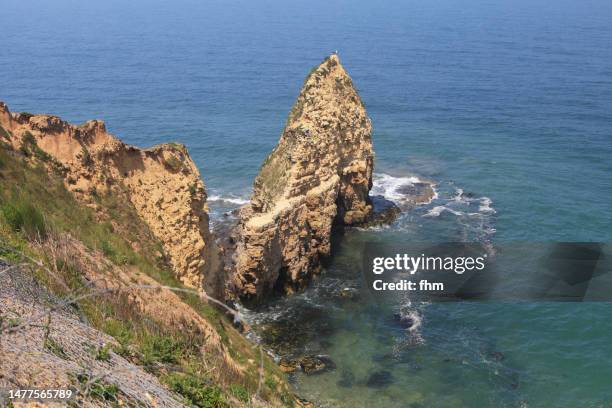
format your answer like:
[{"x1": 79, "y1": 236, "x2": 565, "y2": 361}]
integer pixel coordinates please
[
  {"x1": 208, "y1": 194, "x2": 249, "y2": 206},
  {"x1": 421, "y1": 184, "x2": 497, "y2": 248},
  {"x1": 371, "y1": 172, "x2": 438, "y2": 205},
  {"x1": 423, "y1": 188, "x2": 496, "y2": 218}
]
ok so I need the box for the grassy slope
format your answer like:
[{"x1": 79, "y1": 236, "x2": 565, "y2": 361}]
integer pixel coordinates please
[{"x1": 0, "y1": 139, "x2": 293, "y2": 408}]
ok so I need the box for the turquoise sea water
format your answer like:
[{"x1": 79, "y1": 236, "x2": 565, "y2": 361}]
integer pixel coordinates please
[{"x1": 2, "y1": 0, "x2": 612, "y2": 406}]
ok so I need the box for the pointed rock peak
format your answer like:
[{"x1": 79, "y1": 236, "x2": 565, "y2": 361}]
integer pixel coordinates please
[
  {"x1": 310, "y1": 53, "x2": 342, "y2": 77},
  {"x1": 251, "y1": 54, "x2": 371, "y2": 213},
  {"x1": 298, "y1": 53, "x2": 359, "y2": 100},
  {"x1": 233, "y1": 55, "x2": 374, "y2": 298}
]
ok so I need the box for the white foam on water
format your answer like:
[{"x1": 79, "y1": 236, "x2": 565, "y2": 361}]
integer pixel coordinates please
[
  {"x1": 479, "y1": 197, "x2": 496, "y2": 214},
  {"x1": 356, "y1": 224, "x2": 391, "y2": 232},
  {"x1": 371, "y1": 172, "x2": 438, "y2": 205},
  {"x1": 397, "y1": 300, "x2": 426, "y2": 345},
  {"x1": 420, "y1": 186, "x2": 498, "y2": 244},
  {"x1": 406, "y1": 310, "x2": 423, "y2": 337},
  {"x1": 423, "y1": 187, "x2": 496, "y2": 218},
  {"x1": 424, "y1": 205, "x2": 463, "y2": 217},
  {"x1": 452, "y1": 188, "x2": 464, "y2": 202},
  {"x1": 208, "y1": 194, "x2": 249, "y2": 205}
]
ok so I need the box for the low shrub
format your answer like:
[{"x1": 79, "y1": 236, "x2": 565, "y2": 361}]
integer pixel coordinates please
[
  {"x1": 44, "y1": 337, "x2": 68, "y2": 359},
  {"x1": 139, "y1": 334, "x2": 184, "y2": 366},
  {"x1": 163, "y1": 155, "x2": 184, "y2": 172},
  {"x1": 20, "y1": 131, "x2": 52, "y2": 162},
  {"x1": 229, "y1": 384, "x2": 249, "y2": 403},
  {"x1": 95, "y1": 344, "x2": 111, "y2": 362},
  {"x1": 163, "y1": 373, "x2": 228, "y2": 408},
  {"x1": 76, "y1": 374, "x2": 119, "y2": 402}
]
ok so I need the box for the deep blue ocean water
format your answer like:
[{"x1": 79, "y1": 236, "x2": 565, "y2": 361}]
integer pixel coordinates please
[{"x1": 2, "y1": 0, "x2": 612, "y2": 406}]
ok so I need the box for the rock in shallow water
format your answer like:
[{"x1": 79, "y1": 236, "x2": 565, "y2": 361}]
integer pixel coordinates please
[
  {"x1": 391, "y1": 312, "x2": 415, "y2": 329},
  {"x1": 338, "y1": 287, "x2": 360, "y2": 300},
  {"x1": 489, "y1": 351, "x2": 505, "y2": 362},
  {"x1": 366, "y1": 370, "x2": 394, "y2": 388},
  {"x1": 359, "y1": 195, "x2": 401, "y2": 228},
  {"x1": 337, "y1": 369, "x2": 355, "y2": 388},
  {"x1": 299, "y1": 355, "x2": 336, "y2": 375},
  {"x1": 278, "y1": 357, "x2": 299, "y2": 373}
]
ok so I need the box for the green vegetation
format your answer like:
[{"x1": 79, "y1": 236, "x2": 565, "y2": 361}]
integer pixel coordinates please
[
  {"x1": 163, "y1": 373, "x2": 228, "y2": 408},
  {"x1": 166, "y1": 142, "x2": 187, "y2": 153},
  {"x1": 256, "y1": 130, "x2": 302, "y2": 208},
  {"x1": 163, "y1": 155, "x2": 184, "y2": 172},
  {"x1": 255, "y1": 146, "x2": 291, "y2": 208},
  {"x1": 44, "y1": 336, "x2": 68, "y2": 359},
  {"x1": 0, "y1": 143, "x2": 294, "y2": 407},
  {"x1": 139, "y1": 334, "x2": 185, "y2": 366},
  {"x1": 265, "y1": 375, "x2": 278, "y2": 390},
  {"x1": 95, "y1": 344, "x2": 111, "y2": 362},
  {"x1": 229, "y1": 384, "x2": 249, "y2": 403},
  {"x1": 76, "y1": 373, "x2": 119, "y2": 402},
  {"x1": 0, "y1": 199, "x2": 46, "y2": 239},
  {"x1": 0, "y1": 315, "x2": 21, "y2": 330},
  {"x1": 103, "y1": 318, "x2": 134, "y2": 356},
  {"x1": 100, "y1": 239, "x2": 130, "y2": 265},
  {"x1": 20, "y1": 131, "x2": 52, "y2": 162}
]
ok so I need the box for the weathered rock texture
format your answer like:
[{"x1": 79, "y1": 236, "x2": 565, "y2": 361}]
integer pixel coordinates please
[
  {"x1": 232, "y1": 55, "x2": 374, "y2": 299},
  {"x1": 0, "y1": 102, "x2": 220, "y2": 295}
]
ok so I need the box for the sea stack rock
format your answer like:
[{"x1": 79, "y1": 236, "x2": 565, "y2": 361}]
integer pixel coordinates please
[
  {"x1": 0, "y1": 102, "x2": 221, "y2": 297},
  {"x1": 233, "y1": 54, "x2": 374, "y2": 299}
]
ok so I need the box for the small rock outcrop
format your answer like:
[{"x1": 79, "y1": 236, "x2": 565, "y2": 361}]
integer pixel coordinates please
[
  {"x1": 232, "y1": 55, "x2": 374, "y2": 299},
  {"x1": 0, "y1": 102, "x2": 221, "y2": 296}
]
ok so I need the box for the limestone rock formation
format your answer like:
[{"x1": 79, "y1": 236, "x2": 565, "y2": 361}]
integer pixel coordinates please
[
  {"x1": 0, "y1": 102, "x2": 220, "y2": 295},
  {"x1": 232, "y1": 55, "x2": 374, "y2": 299}
]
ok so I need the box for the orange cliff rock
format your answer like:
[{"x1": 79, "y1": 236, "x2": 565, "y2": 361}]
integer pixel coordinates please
[
  {"x1": 231, "y1": 54, "x2": 374, "y2": 299},
  {"x1": 0, "y1": 101, "x2": 222, "y2": 297}
]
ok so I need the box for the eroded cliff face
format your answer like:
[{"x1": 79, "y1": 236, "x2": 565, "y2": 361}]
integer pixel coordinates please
[
  {"x1": 0, "y1": 102, "x2": 221, "y2": 295},
  {"x1": 232, "y1": 54, "x2": 374, "y2": 299}
]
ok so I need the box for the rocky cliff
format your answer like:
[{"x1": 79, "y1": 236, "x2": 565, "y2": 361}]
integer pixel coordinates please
[
  {"x1": 232, "y1": 54, "x2": 374, "y2": 299},
  {"x1": 0, "y1": 107, "x2": 296, "y2": 407},
  {"x1": 0, "y1": 102, "x2": 221, "y2": 296}
]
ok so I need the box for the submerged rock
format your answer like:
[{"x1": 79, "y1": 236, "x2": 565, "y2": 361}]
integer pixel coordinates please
[
  {"x1": 391, "y1": 312, "x2": 416, "y2": 329},
  {"x1": 489, "y1": 351, "x2": 505, "y2": 362},
  {"x1": 360, "y1": 195, "x2": 401, "y2": 228},
  {"x1": 371, "y1": 353, "x2": 395, "y2": 363},
  {"x1": 337, "y1": 369, "x2": 356, "y2": 388},
  {"x1": 338, "y1": 287, "x2": 360, "y2": 300},
  {"x1": 366, "y1": 370, "x2": 394, "y2": 388},
  {"x1": 231, "y1": 54, "x2": 374, "y2": 299},
  {"x1": 256, "y1": 304, "x2": 336, "y2": 356}
]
